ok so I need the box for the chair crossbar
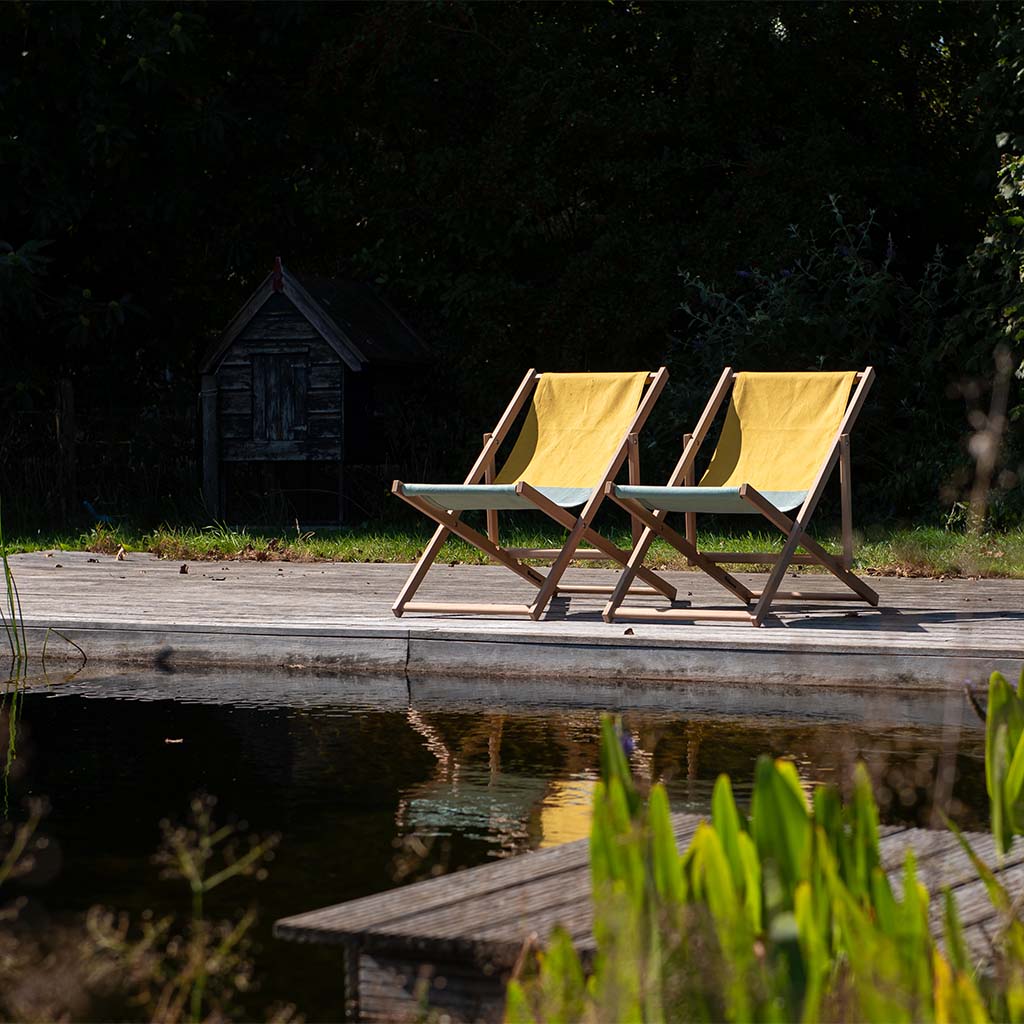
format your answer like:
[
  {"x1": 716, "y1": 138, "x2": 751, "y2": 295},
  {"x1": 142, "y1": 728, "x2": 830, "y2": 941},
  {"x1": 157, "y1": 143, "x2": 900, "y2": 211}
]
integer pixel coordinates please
[
  {"x1": 507, "y1": 547, "x2": 605, "y2": 560},
  {"x1": 702, "y1": 552, "x2": 821, "y2": 564}
]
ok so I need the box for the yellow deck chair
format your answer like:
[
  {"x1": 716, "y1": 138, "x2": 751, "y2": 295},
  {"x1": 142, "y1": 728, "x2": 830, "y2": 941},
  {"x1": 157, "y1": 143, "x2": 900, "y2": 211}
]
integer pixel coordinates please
[
  {"x1": 603, "y1": 367, "x2": 879, "y2": 626},
  {"x1": 392, "y1": 368, "x2": 676, "y2": 619}
]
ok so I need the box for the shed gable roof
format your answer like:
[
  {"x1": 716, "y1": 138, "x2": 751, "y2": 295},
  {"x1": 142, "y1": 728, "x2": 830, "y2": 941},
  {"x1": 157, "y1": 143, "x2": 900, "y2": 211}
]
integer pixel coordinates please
[{"x1": 201, "y1": 263, "x2": 429, "y2": 375}]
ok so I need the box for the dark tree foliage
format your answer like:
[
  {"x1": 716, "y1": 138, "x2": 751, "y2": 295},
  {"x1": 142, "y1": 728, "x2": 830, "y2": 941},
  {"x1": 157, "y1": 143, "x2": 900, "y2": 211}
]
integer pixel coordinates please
[{"x1": 0, "y1": 1, "x2": 1017, "y2": 527}]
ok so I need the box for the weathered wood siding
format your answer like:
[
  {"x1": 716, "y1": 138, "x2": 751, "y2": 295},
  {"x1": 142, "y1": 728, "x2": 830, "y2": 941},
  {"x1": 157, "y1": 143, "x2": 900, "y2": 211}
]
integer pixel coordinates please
[
  {"x1": 215, "y1": 294, "x2": 344, "y2": 462},
  {"x1": 357, "y1": 953, "x2": 506, "y2": 1024}
]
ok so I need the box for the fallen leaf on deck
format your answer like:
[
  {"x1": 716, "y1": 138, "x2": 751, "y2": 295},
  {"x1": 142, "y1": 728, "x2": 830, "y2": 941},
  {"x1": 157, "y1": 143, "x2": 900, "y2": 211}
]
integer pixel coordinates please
[
  {"x1": 179, "y1": 563, "x2": 189, "y2": 574},
  {"x1": 87, "y1": 557, "x2": 98, "y2": 563},
  {"x1": 624, "y1": 627, "x2": 634, "y2": 635}
]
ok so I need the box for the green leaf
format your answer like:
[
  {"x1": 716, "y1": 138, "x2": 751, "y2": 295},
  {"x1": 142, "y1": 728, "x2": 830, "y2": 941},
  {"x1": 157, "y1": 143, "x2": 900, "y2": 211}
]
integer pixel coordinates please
[
  {"x1": 503, "y1": 980, "x2": 535, "y2": 1024},
  {"x1": 737, "y1": 830, "x2": 763, "y2": 932},
  {"x1": 943, "y1": 887, "x2": 969, "y2": 975},
  {"x1": 1005, "y1": 732, "x2": 1024, "y2": 832},
  {"x1": 751, "y1": 756, "x2": 810, "y2": 900},
  {"x1": 849, "y1": 763, "x2": 883, "y2": 905},
  {"x1": 648, "y1": 784, "x2": 683, "y2": 905},
  {"x1": 870, "y1": 866, "x2": 897, "y2": 937},
  {"x1": 712, "y1": 773, "x2": 745, "y2": 889},
  {"x1": 538, "y1": 926, "x2": 587, "y2": 1024}
]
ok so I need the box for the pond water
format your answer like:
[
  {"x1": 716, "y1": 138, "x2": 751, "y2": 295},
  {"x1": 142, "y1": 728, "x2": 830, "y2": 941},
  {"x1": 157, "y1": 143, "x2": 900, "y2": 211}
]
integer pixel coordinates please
[{"x1": 1, "y1": 670, "x2": 986, "y2": 1022}]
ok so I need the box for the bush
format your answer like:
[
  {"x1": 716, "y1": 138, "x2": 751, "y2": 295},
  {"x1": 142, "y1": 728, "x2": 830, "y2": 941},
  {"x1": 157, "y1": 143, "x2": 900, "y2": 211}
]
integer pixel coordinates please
[{"x1": 508, "y1": 671, "x2": 1024, "y2": 1023}]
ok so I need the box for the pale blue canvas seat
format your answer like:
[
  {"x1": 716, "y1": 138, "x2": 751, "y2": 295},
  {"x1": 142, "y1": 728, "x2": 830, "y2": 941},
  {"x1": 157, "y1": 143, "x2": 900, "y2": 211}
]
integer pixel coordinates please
[
  {"x1": 611, "y1": 485, "x2": 808, "y2": 515},
  {"x1": 398, "y1": 483, "x2": 591, "y2": 512}
]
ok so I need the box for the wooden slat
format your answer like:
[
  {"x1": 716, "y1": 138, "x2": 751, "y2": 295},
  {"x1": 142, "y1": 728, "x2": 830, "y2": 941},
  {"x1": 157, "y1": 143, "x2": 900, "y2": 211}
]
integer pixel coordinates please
[
  {"x1": 310, "y1": 363, "x2": 343, "y2": 389},
  {"x1": 704, "y1": 552, "x2": 823, "y2": 565},
  {"x1": 277, "y1": 816, "x2": 703, "y2": 947},
  {"x1": 239, "y1": 314, "x2": 320, "y2": 343},
  {"x1": 308, "y1": 388, "x2": 344, "y2": 416},
  {"x1": 402, "y1": 602, "x2": 533, "y2": 616},
  {"x1": 614, "y1": 607, "x2": 756, "y2": 623},
  {"x1": 308, "y1": 416, "x2": 343, "y2": 441},
  {"x1": 507, "y1": 548, "x2": 605, "y2": 560},
  {"x1": 555, "y1": 584, "x2": 661, "y2": 596},
  {"x1": 358, "y1": 953, "x2": 507, "y2": 1024}
]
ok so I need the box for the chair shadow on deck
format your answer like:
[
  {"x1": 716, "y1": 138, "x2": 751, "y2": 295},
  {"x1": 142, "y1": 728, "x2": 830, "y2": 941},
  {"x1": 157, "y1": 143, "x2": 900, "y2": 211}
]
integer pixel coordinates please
[
  {"x1": 542, "y1": 597, "x2": 1024, "y2": 636},
  {"x1": 543, "y1": 595, "x2": 694, "y2": 622},
  {"x1": 777, "y1": 605, "x2": 1024, "y2": 634}
]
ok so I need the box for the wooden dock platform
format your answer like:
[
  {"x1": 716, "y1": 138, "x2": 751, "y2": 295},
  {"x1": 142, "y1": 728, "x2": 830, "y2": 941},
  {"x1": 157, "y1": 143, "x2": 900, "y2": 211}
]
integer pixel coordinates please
[
  {"x1": 274, "y1": 815, "x2": 1024, "y2": 1023},
  {"x1": 10, "y1": 551, "x2": 1023, "y2": 690}
]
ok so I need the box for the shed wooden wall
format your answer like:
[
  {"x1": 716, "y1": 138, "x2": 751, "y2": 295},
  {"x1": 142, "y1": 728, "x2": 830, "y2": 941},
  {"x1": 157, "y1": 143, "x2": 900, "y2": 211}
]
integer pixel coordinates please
[{"x1": 214, "y1": 292, "x2": 344, "y2": 463}]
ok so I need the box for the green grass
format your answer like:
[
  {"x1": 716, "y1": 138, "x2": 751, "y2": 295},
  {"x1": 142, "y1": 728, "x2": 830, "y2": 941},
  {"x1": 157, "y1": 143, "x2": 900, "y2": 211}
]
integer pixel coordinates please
[{"x1": 6, "y1": 521, "x2": 1024, "y2": 578}]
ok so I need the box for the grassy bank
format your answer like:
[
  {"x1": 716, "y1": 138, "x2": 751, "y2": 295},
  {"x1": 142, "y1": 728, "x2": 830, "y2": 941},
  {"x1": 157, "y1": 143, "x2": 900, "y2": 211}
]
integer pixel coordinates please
[{"x1": 6, "y1": 521, "x2": 1024, "y2": 579}]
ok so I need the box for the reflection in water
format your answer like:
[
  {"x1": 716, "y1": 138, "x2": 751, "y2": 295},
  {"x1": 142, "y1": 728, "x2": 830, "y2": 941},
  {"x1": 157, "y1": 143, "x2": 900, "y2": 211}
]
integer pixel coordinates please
[
  {"x1": 392, "y1": 700, "x2": 984, "y2": 855},
  {"x1": 1, "y1": 671, "x2": 987, "y2": 1022},
  {"x1": 1, "y1": 671, "x2": 20, "y2": 815},
  {"x1": 538, "y1": 777, "x2": 598, "y2": 848}
]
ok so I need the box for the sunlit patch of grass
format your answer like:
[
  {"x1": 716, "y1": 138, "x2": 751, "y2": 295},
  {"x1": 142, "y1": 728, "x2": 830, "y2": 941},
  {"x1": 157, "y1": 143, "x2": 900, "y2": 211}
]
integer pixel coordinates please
[
  {"x1": 6, "y1": 522, "x2": 1024, "y2": 579},
  {"x1": 859, "y1": 525, "x2": 1024, "y2": 578}
]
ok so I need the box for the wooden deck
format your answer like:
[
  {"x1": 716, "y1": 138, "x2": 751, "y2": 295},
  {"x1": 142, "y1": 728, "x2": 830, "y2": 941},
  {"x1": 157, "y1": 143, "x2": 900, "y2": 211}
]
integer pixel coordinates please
[
  {"x1": 274, "y1": 814, "x2": 1024, "y2": 1022},
  {"x1": 10, "y1": 550, "x2": 1024, "y2": 690}
]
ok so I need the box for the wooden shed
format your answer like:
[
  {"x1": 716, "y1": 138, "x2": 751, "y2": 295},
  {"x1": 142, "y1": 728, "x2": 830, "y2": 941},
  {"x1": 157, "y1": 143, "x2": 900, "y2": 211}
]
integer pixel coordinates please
[{"x1": 200, "y1": 259, "x2": 429, "y2": 523}]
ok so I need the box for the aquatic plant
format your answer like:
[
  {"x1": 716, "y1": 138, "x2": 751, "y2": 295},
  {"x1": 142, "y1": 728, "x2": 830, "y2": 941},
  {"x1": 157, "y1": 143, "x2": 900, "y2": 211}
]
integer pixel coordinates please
[
  {"x1": 86, "y1": 793, "x2": 282, "y2": 1023},
  {"x1": 0, "y1": 792, "x2": 289, "y2": 1023},
  {"x1": 506, "y1": 707, "x2": 1023, "y2": 1023},
  {"x1": 0, "y1": 499, "x2": 26, "y2": 667},
  {"x1": 984, "y1": 668, "x2": 1024, "y2": 856},
  {"x1": 0, "y1": 500, "x2": 27, "y2": 820}
]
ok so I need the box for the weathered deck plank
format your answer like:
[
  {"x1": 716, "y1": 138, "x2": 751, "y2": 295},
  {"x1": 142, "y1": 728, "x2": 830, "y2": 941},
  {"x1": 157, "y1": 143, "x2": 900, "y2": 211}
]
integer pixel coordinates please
[
  {"x1": 275, "y1": 816, "x2": 1024, "y2": 1023},
  {"x1": 10, "y1": 551, "x2": 1024, "y2": 690}
]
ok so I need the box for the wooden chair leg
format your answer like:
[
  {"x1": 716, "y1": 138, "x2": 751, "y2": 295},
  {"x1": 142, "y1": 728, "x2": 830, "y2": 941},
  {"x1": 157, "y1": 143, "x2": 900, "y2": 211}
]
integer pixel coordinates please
[
  {"x1": 604, "y1": 494, "x2": 752, "y2": 609},
  {"x1": 515, "y1": 483, "x2": 677, "y2": 604},
  {"x1": 393, "y1": 522, "x2": 451, "y2": 617},
  {"x1": 483, "y1": 432, "x2": 499, "y2": 547},
  {"x1": 399, "y1": 492, "x2": 547, "y2": 590},
  {"x1": 740, "y1": 485, "x2": 878, "y2": 605},
  {"x1": 749, "y1": 524, "x2": 806, "y2": 627},
  {"x1": 603, "y1": 523, "x2": 660, "y2": 621},
  {"x1": 683, "y1": 432, "x2": 697, "y2": 564},
  {"x1": 627, "y1": 432, "x2": 642, "y2": 548},
  {"x1": 527, "y1": 516, "x2": 589, "y2": 620},
  {"x1": 839, "y1": 433, "x2": 853, "y2": 570}
]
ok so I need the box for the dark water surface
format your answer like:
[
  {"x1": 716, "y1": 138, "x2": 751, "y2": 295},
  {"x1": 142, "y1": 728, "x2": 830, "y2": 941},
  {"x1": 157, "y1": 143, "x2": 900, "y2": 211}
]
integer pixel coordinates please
[{"x1": 1, "y1": 670, "x2": 986, "y2": 1022}]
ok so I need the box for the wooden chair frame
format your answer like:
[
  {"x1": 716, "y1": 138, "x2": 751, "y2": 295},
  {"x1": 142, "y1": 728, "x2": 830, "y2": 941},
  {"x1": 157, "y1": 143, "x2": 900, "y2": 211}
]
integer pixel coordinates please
[
  {"x1": 392, "y1": 367, "x2": 677, "y2": 620},
  {"x1": 602, "y1": 366, "x2": 879, "y2": 627}
]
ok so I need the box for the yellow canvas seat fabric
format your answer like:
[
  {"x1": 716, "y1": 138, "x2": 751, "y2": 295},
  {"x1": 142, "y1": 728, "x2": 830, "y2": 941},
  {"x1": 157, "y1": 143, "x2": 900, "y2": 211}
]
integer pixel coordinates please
[
  {"x1": 493, "y1": 372, "x2": 649, "y2": 490},
  {"x1": 699, "y1": 371, "x2": 856, "y2": 492},
  {"x1": 400, "y1": 372, "x2": 651, "y2": 512}
]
